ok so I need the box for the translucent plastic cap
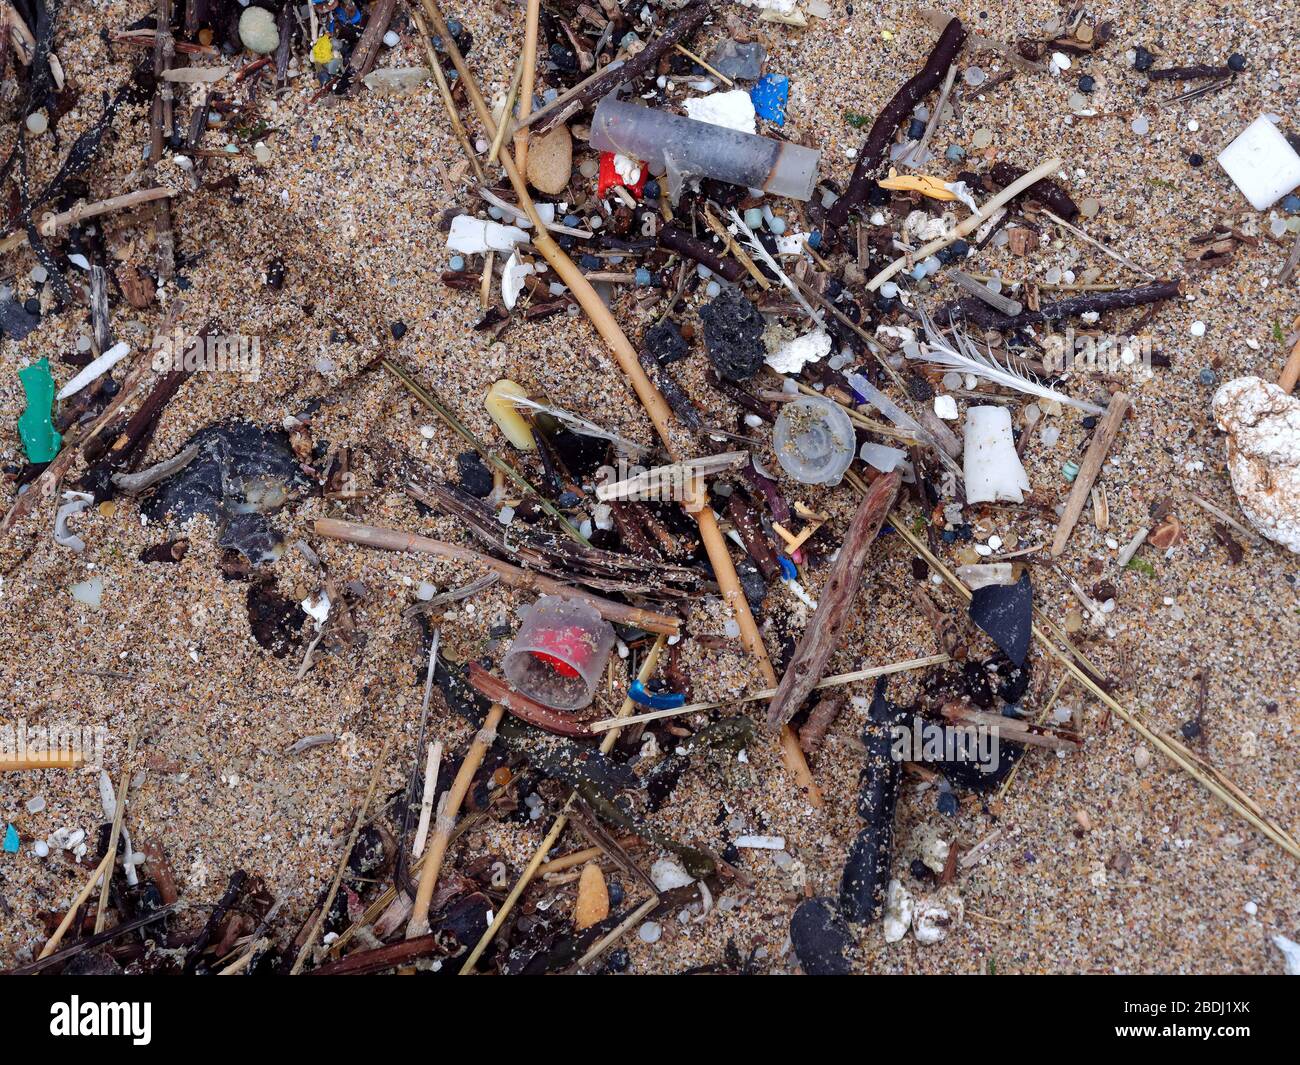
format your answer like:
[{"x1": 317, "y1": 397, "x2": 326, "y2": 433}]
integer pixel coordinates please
[{"x1": 773, "y1": 396, "x2": 856, "y2": 485}]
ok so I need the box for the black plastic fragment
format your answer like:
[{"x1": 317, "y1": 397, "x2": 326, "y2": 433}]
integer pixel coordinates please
[
  {"x1": 969, "y1": 572, "x2": 1032, "y2": 667},
  {"x1": 790, "y1": 896, "x2": 853, "y2": 975}
]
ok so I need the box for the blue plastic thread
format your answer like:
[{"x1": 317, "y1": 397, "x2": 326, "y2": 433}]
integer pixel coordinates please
[{"x1": 628, "y1": 679, "x2": 686, "y2": 710}]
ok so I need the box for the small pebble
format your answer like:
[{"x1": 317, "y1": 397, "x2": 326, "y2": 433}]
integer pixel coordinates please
[
  {"x1": 1190, "y1": 320, "x2": 1206, "y2": 337},
  {"x1": 383, "y1": 30, "x2": 400, "y2": 48},
  {"x1": 638, "y1": 921, "x2": 662, "y2": 943},
  {"x1": 1131, "y1": 115, "x2": 1150, "y2": 135},
  {"x1": 34, "y1": 840, "x2": 50, "y2": 858},
  {"x1": 972, "y1": 129, "x2": 993, "y2": 149},
  {"x1": 25, "y1": 111, "x2": 48, "y2": 135}
]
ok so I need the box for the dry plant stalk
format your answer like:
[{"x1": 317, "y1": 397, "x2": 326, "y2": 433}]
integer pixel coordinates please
[
  {"x1": 1051, "y1": 392, "x2": 1130, "y2": 556},
  {"x1": 513, "y1": 0, "x2": 541, "y2": 172},
  {"x1": 93, "y1": 732, "x2": 137, "y2": 934},
  {"x1": 406, "y1": 704, "x2": 505, "y2": 936},
  {"x1": 38, "y1": 849, "x2": 116, "y2": 959}
]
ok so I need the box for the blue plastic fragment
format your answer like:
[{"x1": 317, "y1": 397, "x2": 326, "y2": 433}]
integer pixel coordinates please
[
  {"x1": 778, "y1": 555, "x2": 798, "y2": 580},
  {"x1": 2, "y1": 824, "x2": 18, "y2": 853},
  {"x1": 750, "y1": 74, "x2": 789, "y2": 126},
  {"x1": 628, "y1": 679, "x2": 686, "y2": 710}
]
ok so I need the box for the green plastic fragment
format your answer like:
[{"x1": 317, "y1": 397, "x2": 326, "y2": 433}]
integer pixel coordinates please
[{"x1": 17, "y1": 357, "x2": 62, "y2": 463}]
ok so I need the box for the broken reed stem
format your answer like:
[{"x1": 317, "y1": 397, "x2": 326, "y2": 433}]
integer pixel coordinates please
[
  {"x1": 458, "y1": 636, "x2": 667, "y2": 974},
  {"x1": 889, "y1": 514, "x2": 1300, "y2": 861},
  {"x1": 290, "y1": 732, "x2": 395, "y2": 974},
  {"x1": 313, "y1": 516, "x2": 681, "y2": 635},
  {"x1": 406, "y1": 704, "x2": 505, "y2": 937},
  {"x1": 513, "y1": 0, "x2": 541, "y2": 173},
  {"x1": 903, "y1": 62, "x2": 957, "y2": 168},
  {"x1": 1280, "y1": 330, "x2": 1300, "y2": 394},
  {"x1": 1041, "y1": 209, "x2": 1157, "y2": 280},
  {"x1": 486, "y1": 56, "x2": 525, "y2": 167},
  {"x1": 1051, "y1": 391, "x2": 1130, "y2": 556},
  {"x1": 0, "y1": 752, "x2": 85, "y2": 770},
  {"x1": 408, "y1": 1, "x2": 484, "y2": 183},
  {"x1": 93, "y1": 730, "x2": 137, "y2": 935},
  {"x1": 38, "y1": 848, "x2": 116, "y2": 959},
  {"x1": 418, "y1": 0, "x2": 819, "y2": 807},
  {"x1": 411, "y1": 740, "x2": 443, "y2": 859},
  {"x1": 588, "y1": 654, "x2": 951, "y2": 731},
  {"x1": 571, "y1": 895, "x2": 658, "y2": 972},
  {"x1": 867, "y1": 157, "x2": 1064, "y2": 291},
  {"x1": 0, "y1": 187, "x2": 176, "y2": 253}
]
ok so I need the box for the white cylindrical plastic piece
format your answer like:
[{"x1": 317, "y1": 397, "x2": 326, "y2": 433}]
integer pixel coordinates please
[
  {"x1": 503, "y1": 596, "x2": 616, "y2": 710},
  {"x1": 963, "y1": 406, "x2": 1030, "y2": 503},
  {"x1": 590, "y1": 97, "x2": 820, "y2": 202}
]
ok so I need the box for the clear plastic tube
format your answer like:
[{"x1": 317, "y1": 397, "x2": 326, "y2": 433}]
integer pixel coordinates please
[{"x1": 589, "y1": 97, "x2": 821, "y2": 202}]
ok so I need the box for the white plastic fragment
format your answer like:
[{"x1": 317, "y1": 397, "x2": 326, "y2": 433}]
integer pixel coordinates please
[
  {"x1": 964, "y1": 405, "x2": 1031, "y2": 503},
  {"x1": 1273, "y1": 933, "x2": 1300, "y2": 975},
  {"x1": 70, "y1": 578, "x2": 103, "y2": 608},
  {"x1": 955, "y1": 562, "x2": 1015, "y2": 589},
  {"x1": 859, "y1": 441, "x2": 907, "y2": 473},
  {"x1": 1217, "y1": 116, "x2": 1300, "y2": 211},
  {"x1": 56, "y1": 341, "x2": 130, "y2": 400},
  {"x1": 650, "y1": 859, "x2": 694, "y2": 891},
  {"x1": 882, "y1": 879, "x2": 914, "y2": 943},
  {"x1": 733, "y1": 834, "x2": 785, "y2": 850},
  {"x1": 765, "y1": 329, "x2": 831, "y2": 373},
  {"x1": 447, "y1": 215, "x2": 529, "y2": 254},
  {"x1": 54, "y1": 491, "x2": 94, "y2": 553},
  {"x1": 500, "y1": 250, "x2": 536, "y2": 310},
  {"x1": 912, "y1": 891, "x2": 963, "y2": 944},
  {"x1": 1213, "y1": 376, "x2": 1300, "y2": 553},
  {"x1": 683, "y1": 89, "x2": 757, "y2": 135},
  {"x1": 302, "y1": 590, "x2": 332, "y2": 627},
  {"x1": 933, "y1": 394, "x2": 959, "y2": 420}
]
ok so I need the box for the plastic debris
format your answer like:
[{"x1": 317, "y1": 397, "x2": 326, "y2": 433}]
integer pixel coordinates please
[
  {"x1": 70, "y1": 577, "x2": 104, "y2": 608},
  {"x1": 447, "y1": 215, "x2": 529, "y2": 254},
  {"x1": 765, "y1": 328, "x2": 831, "y2": 374},
  {"x1": 963, "y1": 405, "x2": 1030, "y2": 503},
  {"x1": 2, "y1": 824, "x2": 18, "y2": 853},
  {"x1": 597, "y1": 150, "x2": 647, "y2": 198},
  {"x1": 882, "y1": 878, "x2": 914, "y2": 942},
  {"x1": 684, "y1": 89, "x2": 757, "y2": 135},
  {"x1": 500, "y1": 251, "x2": 536, "y2": 310},
  {"x1": 700, "y1": 289, "x2": 766, "y2": 381},
  {"x1": 485, "y1": 379, "x2": 538, "y2": 451},
  {"x1": 1274, "y1": 933, "x2": 1300, "y2": 975},
  {"x1": 628, "y1": 679, "x2": 685, "y2": 709},
  {"x1": 53, "y1": 491, "x2": 93, "y2": 553},
  {"x1": 502, "y1": 596, "x2": 616, "y2": 711},
  {"x1": 790, "y1": 896, "x2": 852, "y2": 975},
  {"x1": 17, "y1": 357, "x2": 62, "y2": 463},
  {"x1": 750, "y1": 74, "x2": 789, "y2": 125},
  {"x1": 1213, "y1": 376, "x2": 1300, "y2": 553},
  {"x1": 590, "y1": 96, "x2": 820, "y2": 203},
  {"x1": 969, "y1": 571, "x2": 1033, "y2": 667},
  {"x1": 709, "y1": 39, "x2": 765, "y2": 81},
  {"x1": 56, "y1": 341, "x2": 129, "y2": 400},
  {"x1": 238, "y1": 6, "x2": 280, "y2": 55},
  {"x1": 1217, "y1": 116, "x2": 1300, "y2": 211},
  {"x1": 773, "y1": 396, "x2": 856, "y2": 485}
]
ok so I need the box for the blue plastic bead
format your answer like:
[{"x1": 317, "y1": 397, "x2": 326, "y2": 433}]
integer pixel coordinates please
[
  {"x1": 635, "y1": 266, "x2": 652, "y2": 286},
  {"x1": 778, "y1": 555, "x2": 797, "y2": 581},
  {"x1": 1282, "y1": 194, "x2": 1300, "y2": 214},
  {"x1": 945, "y1": 144, "x2": 965, "y2": 161}
]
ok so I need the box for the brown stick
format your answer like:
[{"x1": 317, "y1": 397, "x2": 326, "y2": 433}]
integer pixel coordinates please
[
  {"x1": 467, "y1": 664, "x2": 593, "y2": 737},
  {"x1": 313, "y1": 517, "x2": 681, "y2": 635},
  {"x1": 0, "y1": 752, "x2": 84, "y2": 771},
  {"x1": 348, "y1": 0, "x2": 398, "y2": 80},
  {"x1": 513, "y1": 0, "x2": 541, "y2": 173},
  {"x1": 310, "y1": 932, "x2": 444, "y2": 975},
  {"x1": 406, "y1": 704, "x2": 504, "y2": 937},
  {"x1": 767, "y1": 471, "x2": 903, "y2": 729},
  {"x1": 1050, "y1": 392, "x2": 1131, "y2": 557},
  {"x1": 1279, "y1": 328, "x2": 1300, "y2": 394}
]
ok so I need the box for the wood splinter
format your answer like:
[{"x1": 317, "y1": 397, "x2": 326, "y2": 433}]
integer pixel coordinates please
[
  {"x1": 767, "y1": 471, "x2": 903, "y2": 729},
  {"x1": 1051, "y1": 392, "x2": 1131, "y2": 557}
]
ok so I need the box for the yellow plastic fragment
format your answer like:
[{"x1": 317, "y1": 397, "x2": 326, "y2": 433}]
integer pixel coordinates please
[
  {"x1": 311, "y1": 36, "x2": 335, "y2": 65},
  {"x1": 877, "y1": 170, "x2": 959, "y2": 201},
  {"x1": 484, "y1": 379, "x2": 537, "y2": 452}
]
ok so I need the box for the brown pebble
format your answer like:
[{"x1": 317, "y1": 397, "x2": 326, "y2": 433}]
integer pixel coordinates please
[
  {"x1": 526, "y1": 124, "x2": 573, "y2": 196},
  {"x1": 574, "y1": 861, "x2": 609, "y2": 930}
]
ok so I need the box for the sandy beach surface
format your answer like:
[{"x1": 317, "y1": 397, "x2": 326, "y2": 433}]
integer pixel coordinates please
[{"x1": 0, "y1": 0, "x2": 1297, "y2": 974}]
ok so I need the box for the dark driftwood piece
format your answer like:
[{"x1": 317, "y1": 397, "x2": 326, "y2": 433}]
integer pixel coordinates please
[
  {"x1": 1148, "y1": 64, "x2": 1235, "y2": 81},
  {"x1": 523, "y1": 1, "x2": 710, "y2": 137},
  {"x1": 348, "y1": 0, "x2": 398, "y2": 80},
  {"x1": 988, "y1": 161, "x2": 1079, "y2": 221},
  {"x1": 825, "y1": 17, "x2": 967, "y2": 230},
  {"x1": 766, "y1": 470, "x2": 902, "y2": 729},
  {"x1": 726, "y1": 489, "x2": 780, "y2": 581},
  {"x1": 839, "y1": 677, "x2": 903, "y2": 924},
  {"x1": 659, "y1": 224, "x2": 746, "y2": 283},
  {"x1": 637, "y1": 348, "x2": 703, "y2": 431},
  {"x1": 939, "y1": 280, "x2": 1183, "y2": 331}
]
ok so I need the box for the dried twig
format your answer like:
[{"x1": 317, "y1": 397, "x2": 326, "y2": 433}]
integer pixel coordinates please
[{"x1": 1051, "y1": 392, "x2": 1130, "y2": 556}]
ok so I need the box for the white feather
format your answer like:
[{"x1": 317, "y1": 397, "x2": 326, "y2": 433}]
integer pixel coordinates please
[
  {"x1": 914, "y1": 307, "x2": 1106, "y2": 415},
  {"x1": 726, "y1": 209, "x2": 825, "y2": 330}
]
